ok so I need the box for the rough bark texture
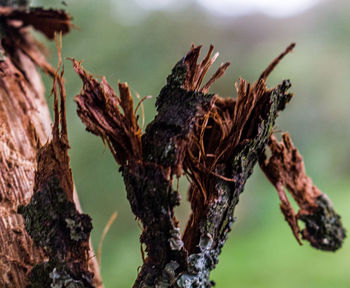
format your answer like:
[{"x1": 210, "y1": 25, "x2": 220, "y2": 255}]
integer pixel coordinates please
[
  {"x1": 0, "y1": 23, "x2": 49, "y2": 288},
  {"x1": 0, "y1": 5, "x2": 102, "y2": 287},
  {"x1": 71, "y1": 42, "x2": 345, "y2": 288}
]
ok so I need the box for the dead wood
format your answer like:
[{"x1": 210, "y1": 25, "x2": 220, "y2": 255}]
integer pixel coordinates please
[{"x1": 71, "y1": 42, "x2": 344, "y2": 288}]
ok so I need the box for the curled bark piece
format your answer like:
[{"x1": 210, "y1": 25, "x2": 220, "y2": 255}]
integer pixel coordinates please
[
  {"x1": 0, "y1": 6, "x2": 72, "y2": 39},
  {"x1": 259, "y1": 133, "x2": 346, "y2": 251}
]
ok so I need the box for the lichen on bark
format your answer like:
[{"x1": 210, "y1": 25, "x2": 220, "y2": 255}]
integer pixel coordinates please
[
  {"x1": 20, "y1": 64, "x2": 95, "y2": 287},
  {"x1": 12, "y1": 24, "x2": 97, "y2": 285},
  {"x1": 19, "y1": 176, "x2": 92, "y2": 253}
]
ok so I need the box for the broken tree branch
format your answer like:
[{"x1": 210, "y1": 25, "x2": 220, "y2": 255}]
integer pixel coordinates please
[{"x1": 73, "y1": 42, "x2": 345, "y2": 288}]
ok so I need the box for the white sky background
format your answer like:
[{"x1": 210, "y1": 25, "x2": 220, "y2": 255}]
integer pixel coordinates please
[{"x1": 134, "y1": 0, "x2": 323, "y2": 18}]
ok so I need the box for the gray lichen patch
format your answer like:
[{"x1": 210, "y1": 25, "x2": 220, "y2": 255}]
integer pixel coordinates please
[
  {"x1": 28, "y1": 261, "x2": 94, "y2": 288},
  {"x1": 50, "y1": 268, "x2": 86, "y2": 288},
  {"x1": 18, "y1": 175, "x2": 94, "y2": 287},
  {"x1": 0, "y1": 46, "x2": 5, "y2": 62},
  {"x1": 18, "y1": 176, "x2": 92, "y2": 256},
  {"x1": 176, "y1": 251, "x2": 215, "y2": 288}
]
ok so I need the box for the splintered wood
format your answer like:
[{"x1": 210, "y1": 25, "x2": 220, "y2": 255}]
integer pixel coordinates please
[
  {"x1": 73, "y1": 42, "x2": 345, "y2": 288},
  {"x1": 73, "y1": 60, "x2": 142, "y2": 165},
  {"x1": 182, "y1": 44, "x2": 230, "y2": 93},
  {"x1": 34, "y1": 41, "x2": 73, "y2": 201},
  {"x1": 182, "y1": 44, "x2": 295, "y2": 253}
]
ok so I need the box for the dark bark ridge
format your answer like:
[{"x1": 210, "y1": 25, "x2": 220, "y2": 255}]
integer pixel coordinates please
[{"x1": 73, "y1": 43, "x2": 345, "y2": 288}]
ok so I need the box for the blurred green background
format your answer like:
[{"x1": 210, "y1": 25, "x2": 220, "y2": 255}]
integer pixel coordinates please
[{"x1": 32, "y1": 0, "x2": 349, "y2": 287}]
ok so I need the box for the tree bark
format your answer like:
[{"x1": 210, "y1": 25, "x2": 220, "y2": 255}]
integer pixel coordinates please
[
  {"x1": 0, "y1": 29, "x2": 49, "y2": 288},
  {"x1": 0, "y1": 5, "x2": 102, "y2": 287}
]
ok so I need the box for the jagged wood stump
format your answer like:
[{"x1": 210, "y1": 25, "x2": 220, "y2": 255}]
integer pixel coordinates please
[{"x1": 73, "y1": 43, "x2": 345, "y2": 287}]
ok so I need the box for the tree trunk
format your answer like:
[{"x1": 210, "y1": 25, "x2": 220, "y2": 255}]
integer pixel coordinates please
[
  {"x1": 0, "y1": 5, "x2": 102, "y2": 287},
  {"x1": 0, "y1": 31, "x2": 49, "y2": 288}
]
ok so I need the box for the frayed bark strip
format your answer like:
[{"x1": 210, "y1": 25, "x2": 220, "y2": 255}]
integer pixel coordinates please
[
  {"x1": 182, "y1": 76, "x2": 293, "y2": 276},
  {"x1": 259, "y1": 133, "x2": 346, "y2": 251},
  {"x1": 0, "y1": 5, "x2": 71, "y2": 287},
  {"x1": 183, "y1": 45, "x2": 295, "y2": 253},
  {"x1": 0, "y1": 6, "x2": 103, "y2": 287},
  {"x1": 259, "y1": 42, "x2": 295, "y2": 81},
  {"x1": 181, "y1": 43, "x2": 295, "y2": 287},
  {"x1": 72, "y1": 59, "x2": 142, "y2": 165}
]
